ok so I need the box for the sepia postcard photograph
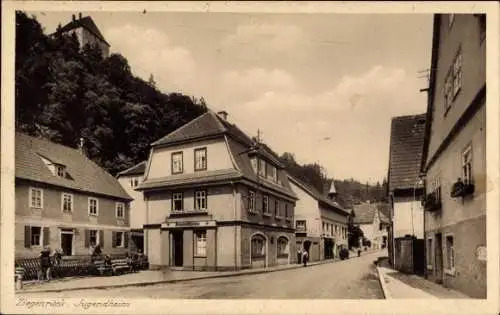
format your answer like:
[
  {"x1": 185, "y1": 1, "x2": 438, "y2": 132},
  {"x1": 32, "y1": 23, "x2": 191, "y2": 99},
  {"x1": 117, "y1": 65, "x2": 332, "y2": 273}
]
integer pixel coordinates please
[{"x1": 1, "y1": 1, "x2": 499, "y2": 315}]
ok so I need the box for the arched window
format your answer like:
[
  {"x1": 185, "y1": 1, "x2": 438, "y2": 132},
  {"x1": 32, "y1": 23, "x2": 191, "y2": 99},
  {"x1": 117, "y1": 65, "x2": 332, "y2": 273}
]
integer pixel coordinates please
[
  {"x1": 277, "y1": 237, "x2": 289, "y2": 257},
  {"x1": 251, "y1": 235, "x2": 265, "y2": 258}
]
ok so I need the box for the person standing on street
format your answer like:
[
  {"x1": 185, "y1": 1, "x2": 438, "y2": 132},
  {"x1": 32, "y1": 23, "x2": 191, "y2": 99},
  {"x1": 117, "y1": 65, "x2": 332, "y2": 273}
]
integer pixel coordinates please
[{"x1": 302, "y1": 248, "x2": 309, "y2": 267}]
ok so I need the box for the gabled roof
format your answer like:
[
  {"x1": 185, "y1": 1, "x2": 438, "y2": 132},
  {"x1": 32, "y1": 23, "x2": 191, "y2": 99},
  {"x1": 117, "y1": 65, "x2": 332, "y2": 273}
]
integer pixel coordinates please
[
  {"x1": 352, "y1": 202, "x2": 378, "y2": 225},
  {"x1": 58, "y1": 15, "x2": 110, "y2": 46},
  {"x1": 388, "y1": 114, "x2": 426, "y2": 192},
  {"x1": 117, "y1": 161, "x2": 146, "y2": 177},
  {"x1": 288, "y1": 175, "x2": 349, "y2": 216},
  {"x1": 16, "y1": 132, "x2": 131, "y2": 200},
  {"x1": 139, "y1": 111, "x2": 296, "y2": 199}
]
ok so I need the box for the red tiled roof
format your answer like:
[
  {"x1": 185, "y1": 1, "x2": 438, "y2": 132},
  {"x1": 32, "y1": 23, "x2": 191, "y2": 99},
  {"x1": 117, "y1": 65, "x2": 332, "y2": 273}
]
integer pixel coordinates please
[
  {"x1": 58, "y1": 16, "x2": 110, "y2": 46},
  {"x1": 16, "y1": 132, "x2": 131, "y2": 200},
  {"x1": 117, "y1": 161, "x2": 146, "y2": 177},
  {"x1": 388, "y1": 114, "x2": 427, "y2": 192}
]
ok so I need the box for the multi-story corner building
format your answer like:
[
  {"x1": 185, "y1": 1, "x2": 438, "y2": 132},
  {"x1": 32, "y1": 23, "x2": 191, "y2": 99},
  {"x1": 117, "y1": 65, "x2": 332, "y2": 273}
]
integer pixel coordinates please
[
  {"x1": 421, "y1": 13, "x2": 486, "y2": 298},
  {"x1": 387, "y1": 114, "x2": 427, "y2": 269},
  {"x1": 117, "y1": 161, "x2": 147, "y2": 253},
  {"x1": 15, "y1": 132, "x2": 132, "y2": 258},
  {"x1": 136, "y1": 110, "x2": 297, "y2": 271},
  {"x1": 55, "y1": 12, "x2": 110, "y2": 58},
  {"x1": 289, "y1": 177, "x2": 349, "y2": 261}
]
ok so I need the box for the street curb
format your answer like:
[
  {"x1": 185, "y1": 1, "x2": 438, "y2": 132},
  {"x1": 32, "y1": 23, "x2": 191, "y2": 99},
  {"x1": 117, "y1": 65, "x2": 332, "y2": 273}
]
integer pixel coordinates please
[
  {"x1": 18, "y1": 259, "x2": 336, "y2": 294},
  {"x1": 376, "y1": 267, "x2": 391, "y2": 299}
]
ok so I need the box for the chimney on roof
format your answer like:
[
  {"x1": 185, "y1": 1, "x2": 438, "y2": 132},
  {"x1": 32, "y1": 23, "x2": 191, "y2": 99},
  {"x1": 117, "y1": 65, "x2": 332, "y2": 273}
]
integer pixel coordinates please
[
  {"x1": 72, "y1": 14, "x2": 76, "y2": 22},
  {"x1": 78, "y1": 12, "x2": 82, "y2": 19},
  {"x1": 217, "y1": 111, "x2": 228, "y2": 121}
]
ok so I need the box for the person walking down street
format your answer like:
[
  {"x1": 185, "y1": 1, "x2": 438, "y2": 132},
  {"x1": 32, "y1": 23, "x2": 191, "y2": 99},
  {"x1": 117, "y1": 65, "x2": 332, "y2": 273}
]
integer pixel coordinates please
[
  {"x1": 297, "y1": 248, "x2": 302, "y2": 265},
  {"x1": 39, "y1": 247, "x2": 52, "y2": 281},
  {"x1": 302, "y1": 249, "x2": 309, "y2": 267}
]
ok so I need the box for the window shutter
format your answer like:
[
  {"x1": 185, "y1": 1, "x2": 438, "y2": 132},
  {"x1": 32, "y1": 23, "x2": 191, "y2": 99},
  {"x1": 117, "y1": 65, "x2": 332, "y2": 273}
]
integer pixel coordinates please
[
  {"x1": 99, "y1": 230, "x2": 104, "y2": 247},
  {"x1": 43, "y1": 227, "x2": 50, "y2": 246},
  {"x1": 112, "y1": 232, "x2": 116, "y2": 248},
  {"x1": 124, "y1": 232, "x2": 129, "y2": 248},
  {"x1": 84, "y1": 229, "x2": 89, "y2": 248},
  {"x1": 24, "y1": 226, "x2": 31, "y2": 248}
]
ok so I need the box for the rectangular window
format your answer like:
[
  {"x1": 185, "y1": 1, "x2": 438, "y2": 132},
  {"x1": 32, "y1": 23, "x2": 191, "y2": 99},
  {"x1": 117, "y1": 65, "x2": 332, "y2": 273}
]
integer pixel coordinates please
[
  {"x1": 274, "y1": 200, "x2": 279, "y2": 217},
  {"x1": 285, "y1": 203, "x2": 290, "y2": 218},
  {"x1": 29, "y1": 187, "x2": 43, "y2": 208},
  {"x1": 258, "y1": 159, "x2": 266, "y2": 177},
  {"x1": 250, "y1": 157, "x2": 258, "y2": 173},
  {"x1": 62, "y1": 193, "x2": 73, "y2": 212},
  {"x1": 115, "y1": 202, "x2": 125, "y2": 218},
  {"x1": 88, "y1": 198, "x2": 99, "y2": 216},
  {"x1": 194, "y1": 148, "x2": 207, "y2": 171},
  {"x1": 296, "y1": 220, "x2": 306, "y2": 232},
  {"x1": 427, "y1": 238, "x2": 433, "y2": 269},
  {"x1": 171, "y1": 152, "x2": 183, "y2": 174},
  {"x1": 31, "y1": 226, "x2": 42, "y2": 246},
  {"x1": 248, "y1": 191, "x2": 256, "y2": 212},
  {"x1": 172, "y1": 192, "x2": 184, "y2": 212},
  {"x1": 89, "y1": 230, "x2": 98, "y2": 247},
  {"x1": 194, "y1": 190, "x2": 207, "y2": 211},
  {"x1": 262, "y1": 195, "x2": 269, "y2": 214},
  {"x1": 267, "y1": 164, "x2": 277, "y2": 182},
  {"x1": 462, "y1": 144, "x2": 473, "y2": 184},
  {"x1": 444, "y1": 48, "x2": 463, "y2": 114},
  {"x1": 115, "y1": 231, "x2": 124, "y2": 247},
  {"x1": 130, "y1": 177, "x2": 140, "y2": 188},
  {"x1": 195, "y1": 230, "x2": 207, "y2": 257},
  {"x1": 446, "y1": 235, "x2": 455, "y2": 272},
  {"x1": 56, "y1": 165, "x2": 65, "y2": 177}
]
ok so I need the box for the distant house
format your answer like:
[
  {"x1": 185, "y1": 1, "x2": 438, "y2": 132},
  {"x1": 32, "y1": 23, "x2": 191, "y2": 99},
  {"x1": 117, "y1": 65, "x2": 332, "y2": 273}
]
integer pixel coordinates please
[
  {"x1": 352, "y1": 202, "x2": 388, "y2": 250},
  {"x1": 421, "y1": 14, "x2": 486, "y2": 298},
  {"x1": 55, "y1": 12, "x2": 110, "y2": 58},
  {"x1": 136, "y1": 110, "x2": 298, "y2": 271},
  {"x1": 387, "y1": 113, "x2": 426, "y2": 270},
  {"x1": 15, "y1": 132, "x2": 132, "y2": 258},
  {"x1": 117, "y1": 161, "x2": 147, "y2": 253},
  {"x1": 289, "y1": 176, "x2": 349, "y2": 262}
]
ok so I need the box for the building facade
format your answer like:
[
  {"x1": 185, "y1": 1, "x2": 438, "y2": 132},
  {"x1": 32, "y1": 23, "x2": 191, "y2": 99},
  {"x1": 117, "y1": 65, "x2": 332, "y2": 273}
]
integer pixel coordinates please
[
  {"x1": 352, "y1": 202, "x2": 388, "y2": 250},
  {"x1": 56, "y1": 13, "x2": 110, "y2": 58},
  {"x1": 15, "y1": 132, "x2": 132, "y2": 258},
  {"x1": 117, "y1": 161, "x2": 147, "y2": 253},
  {"x1": 421, "y1": 14, "x2": 486, "y2": 298},
  {"x1": 137, "y1": 111, "x2": 297, "y2": 271},
  {"x1": 387, "y1": 114, "x2": 427, "y2": 268},
  {"x1": 289, "y1": 177, "x2": 349, "y2": 262}
]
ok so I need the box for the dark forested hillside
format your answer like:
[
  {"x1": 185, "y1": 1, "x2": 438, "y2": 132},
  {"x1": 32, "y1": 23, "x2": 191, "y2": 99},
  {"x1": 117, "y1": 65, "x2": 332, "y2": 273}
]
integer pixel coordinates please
[
  {"x1": 15, "y1": 11, "x2": 207, "y2": 175},
  {"x1": 279, "y1": 151, "x2": 388, "y2": 210}
]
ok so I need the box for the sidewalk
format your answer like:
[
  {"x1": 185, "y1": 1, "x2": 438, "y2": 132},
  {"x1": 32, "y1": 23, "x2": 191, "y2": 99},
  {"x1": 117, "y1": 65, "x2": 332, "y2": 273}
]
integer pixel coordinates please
[
  {"x1": 18, "y1": 249, "x2": 380, "y2": 294},
  {"x1": 376, "y1": 257, "x2": 470, "y2": 299}
]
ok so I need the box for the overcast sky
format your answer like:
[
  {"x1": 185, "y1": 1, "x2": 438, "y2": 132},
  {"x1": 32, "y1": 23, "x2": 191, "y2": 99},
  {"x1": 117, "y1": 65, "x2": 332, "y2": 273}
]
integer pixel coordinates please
[{"x1": 31, "y1": 11, "x2": 433, "y2": 184}]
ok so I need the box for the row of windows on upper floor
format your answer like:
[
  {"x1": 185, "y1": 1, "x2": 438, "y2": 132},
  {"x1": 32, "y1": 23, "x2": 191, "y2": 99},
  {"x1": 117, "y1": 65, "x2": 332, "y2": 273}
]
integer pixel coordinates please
[
  {"x1": 169, "y1": 147, "x2": 282, "y2": 185},
  {"x1": 28, "y1": 187, "x2": 126, "y2": 219},
  {"x1": 295, "y1": 220, "x2": 348, "y2": 239},
  {"x1": 170, "y1": 189, "x2": 293, "y2": 220},
  {"x1": 442, "y1": 14, "x2": 485, "y2": 117}
]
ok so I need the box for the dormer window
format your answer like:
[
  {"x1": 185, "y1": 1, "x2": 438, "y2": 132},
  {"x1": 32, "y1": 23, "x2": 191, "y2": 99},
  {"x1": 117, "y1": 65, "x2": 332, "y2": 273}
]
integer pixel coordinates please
[
  {"x1": 56, "y1": 165, "x2": 65, "y2": 177},
  {"x1": 258, "y1": 159, "x2": 266, "y2": 177}
]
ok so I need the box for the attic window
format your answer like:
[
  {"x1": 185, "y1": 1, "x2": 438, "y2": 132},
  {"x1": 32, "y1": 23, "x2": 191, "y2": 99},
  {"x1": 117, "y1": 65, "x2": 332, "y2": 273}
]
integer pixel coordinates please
[{"x1": 56, "y1": 165, "x2": 65, "y2": 177}]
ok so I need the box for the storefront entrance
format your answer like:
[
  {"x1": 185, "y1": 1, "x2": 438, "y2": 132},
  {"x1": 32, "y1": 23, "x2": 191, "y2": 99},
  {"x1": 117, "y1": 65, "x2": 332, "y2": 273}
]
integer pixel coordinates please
[
  {"x1": 172, "y1": 231, "x2": 183, "y2": 267},
  {"x1": 60, "y1": 229, "x2": 74, "y2": 256}
]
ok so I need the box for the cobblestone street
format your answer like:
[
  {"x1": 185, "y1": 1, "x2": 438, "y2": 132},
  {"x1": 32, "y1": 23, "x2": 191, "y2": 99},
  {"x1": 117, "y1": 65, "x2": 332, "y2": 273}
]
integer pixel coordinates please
[{"x1": 17, "y1": 251, "x2": 384, "y2": 299}]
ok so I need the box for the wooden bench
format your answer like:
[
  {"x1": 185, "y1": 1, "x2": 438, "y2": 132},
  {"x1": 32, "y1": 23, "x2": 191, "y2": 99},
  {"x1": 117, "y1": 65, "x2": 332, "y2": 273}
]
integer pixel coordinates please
[{"x1": 111, "y1": 258, "x2": 132, "y2": 275}]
